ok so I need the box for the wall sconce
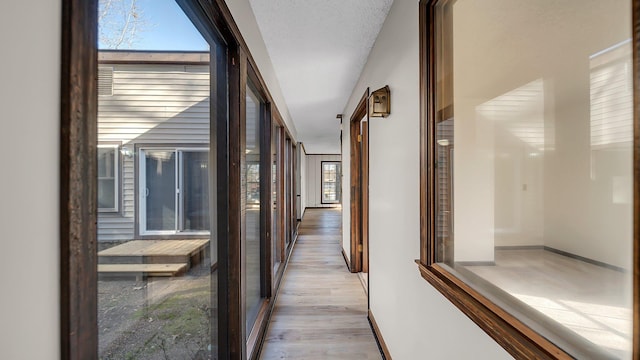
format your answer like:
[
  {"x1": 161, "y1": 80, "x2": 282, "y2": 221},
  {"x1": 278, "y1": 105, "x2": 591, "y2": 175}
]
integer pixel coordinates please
[
  {"x1": 120, "y1": 146, "x2": 134, "y2": 158},
  {"x1": 369, "y1": 85, "x2": 390, "y2": 118}
]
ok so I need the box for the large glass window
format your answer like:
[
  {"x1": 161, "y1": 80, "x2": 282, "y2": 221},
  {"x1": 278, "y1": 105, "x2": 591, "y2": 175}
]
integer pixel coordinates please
[
  {"x1": 98, "y1": 144, "x2": 119, "y2": 212},
  {"x1": 421, "y1": 0, "x2": 634, "y2": 358},
  {"x1": 96, "y1": 1, "x2": 220, "y2": 358},
  {"x1": 245, "y1": 80, "x2": 265, "y2": 338},
  {"x1": 321, "y1": 161, "x2": 341, "y2": 204}
]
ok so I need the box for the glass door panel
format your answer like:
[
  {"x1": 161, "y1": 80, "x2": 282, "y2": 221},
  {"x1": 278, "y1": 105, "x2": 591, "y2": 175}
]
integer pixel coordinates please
[
  {"x1": 272, "y1": 125, "x2": 281, "y2": 277},
  {"x1": 245, "y1": 82, "x2": 263, "y2": 337},
  {"x1": 145, "y1": 150, "x2": 177, "y2": 231},
  {"x1": 182, "y1": 151, "x2": 210, "y2": 231}
]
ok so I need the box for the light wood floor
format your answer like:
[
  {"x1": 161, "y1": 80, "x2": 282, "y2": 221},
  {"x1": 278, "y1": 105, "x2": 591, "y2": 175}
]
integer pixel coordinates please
[
  {"x1": 466, "y1": 249, "x2": 632, "y2": 358},
  {"x1": 259, "y1": 208, "x2": 382, "y2": 360}
]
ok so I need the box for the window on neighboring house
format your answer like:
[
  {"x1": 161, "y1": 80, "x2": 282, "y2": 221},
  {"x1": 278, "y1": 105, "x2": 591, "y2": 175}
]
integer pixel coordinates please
[
  {"x1": 97, "y1": 144, "x2": 119, "y2": 212},
  {"x1": 418, "y1": 0, "x2": 636, "y2": 359},
  {"x1": 321, "y1": 161, "x2": 341, "y2": 204}
]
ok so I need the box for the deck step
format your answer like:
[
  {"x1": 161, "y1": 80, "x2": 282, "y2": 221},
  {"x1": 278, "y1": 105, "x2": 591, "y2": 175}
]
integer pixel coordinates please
[
  {"x1": 98, "y1": 263, "x2": 188, "y2": 277},
  {"x1": 98, "y1": 239, "x2": 209, "y2": 265}
]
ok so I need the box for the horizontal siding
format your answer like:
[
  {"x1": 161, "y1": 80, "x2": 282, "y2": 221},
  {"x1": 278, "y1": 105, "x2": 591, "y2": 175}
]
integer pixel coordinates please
[{"x1": 97, "y1": 63, "x2": 210, "y2": 241}]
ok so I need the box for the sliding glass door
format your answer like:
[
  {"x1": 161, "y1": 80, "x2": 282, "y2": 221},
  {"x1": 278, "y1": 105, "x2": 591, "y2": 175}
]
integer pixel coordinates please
[{"x1": 139, "y1": 148, "x2": 209, "y2": 235}]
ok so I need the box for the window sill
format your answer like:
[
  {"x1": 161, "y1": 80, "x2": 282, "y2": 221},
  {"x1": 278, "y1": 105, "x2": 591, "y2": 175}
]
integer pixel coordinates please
[{"x1": 415, "y1": 260, "x2": 571, "y2": 360}]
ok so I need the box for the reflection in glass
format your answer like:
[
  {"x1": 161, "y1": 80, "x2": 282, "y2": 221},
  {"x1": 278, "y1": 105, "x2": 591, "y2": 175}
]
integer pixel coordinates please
[
  {"x1": 272, "y1": 124, "x2": 282, "y2": 275},
  {"x1": 98, "y1": 145, "x2": 118, "y2": 211},
  {"x1": 245, "y1": 83, "x2": 263, "y2": 338},
  {"x1": 97, "y1": 1, "x2": 219, "y2": 358},
  {"x1": 145, "y1": 150, "x2": 177, "y2": 231},
  {"x1": 182, "y1": 151, "x2": 210, "y2": 231},
  {"x1": 434, "y1": 0, "x2": 633, "y2": 358}
]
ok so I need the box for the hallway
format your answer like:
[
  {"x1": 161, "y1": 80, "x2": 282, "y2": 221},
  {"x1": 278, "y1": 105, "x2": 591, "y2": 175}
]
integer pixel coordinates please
[{"x1": 260, "y1": 208, "x2": 381, "y2": 359}]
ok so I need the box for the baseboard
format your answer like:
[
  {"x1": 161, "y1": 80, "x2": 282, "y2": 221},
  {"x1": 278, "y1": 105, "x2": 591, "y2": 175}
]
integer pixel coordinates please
[
  {"x1": 494, "y1": 245, "x2": 544, "y2": 250},
  {"x1": 456, "y1": 261, "x2": 496, "y2": 266},
  {"x1": 495, "y1": 245, "x2": 627, "y2": 273},
  {"x1": 341, "y1": 248, "x2": 351, "y2": 272},
  {"x1": 544, "y1": 246, "x2": 627, "y2": 273},
  {"x1": 368, "y1": 310, "x2": 392, "y2": 360}
]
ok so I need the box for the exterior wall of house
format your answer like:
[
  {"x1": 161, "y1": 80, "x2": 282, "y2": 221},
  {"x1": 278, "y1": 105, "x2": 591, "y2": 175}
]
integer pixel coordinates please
[
  {"x1": 0, "y1": 0, "x2": 62, "y2": 358},
  {"x1": 97, "y1": 61, "x2": 210, "y2": 241},
  {"x1": 340, "y1": 0, "x2": 513, "y2": 358},
  {"x1": 305, "y1": 154, "x2": 341, "y2": 208}
]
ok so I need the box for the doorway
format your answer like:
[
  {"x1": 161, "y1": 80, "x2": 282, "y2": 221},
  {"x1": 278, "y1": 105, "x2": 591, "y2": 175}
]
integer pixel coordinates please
[{"x1": 349, "y1": 89, "x2": 369, "y2": 282}]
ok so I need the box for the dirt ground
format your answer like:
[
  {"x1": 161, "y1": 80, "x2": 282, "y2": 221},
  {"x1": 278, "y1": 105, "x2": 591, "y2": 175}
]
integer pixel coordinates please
[{"x1": 98, "y1": 260, "x2": 216, "y2": 360}]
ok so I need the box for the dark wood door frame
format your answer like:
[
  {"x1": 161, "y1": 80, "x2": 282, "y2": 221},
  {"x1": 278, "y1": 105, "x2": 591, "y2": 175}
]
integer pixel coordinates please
[{"x1": 349, "y1": 88, "x2": 369, "y2": 273}]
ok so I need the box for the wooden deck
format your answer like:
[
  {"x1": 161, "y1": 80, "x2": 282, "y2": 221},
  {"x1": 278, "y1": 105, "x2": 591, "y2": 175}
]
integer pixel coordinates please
[
  {"x1": 97, "y1": 263, "x2": 188, "y2": 277},
  {"x1": 98, "y1": 239, "x2": 208, "y2": 278},
  {"x1": 259, "y1": 208, "x2": 382, "y2": 360}
]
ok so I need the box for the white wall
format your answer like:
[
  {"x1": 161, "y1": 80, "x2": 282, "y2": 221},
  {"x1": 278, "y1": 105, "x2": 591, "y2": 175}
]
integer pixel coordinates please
[
  {"x1": 225, "y1": 0, "x2": 298, "y2": 142},
  {"x1": 0, "y1": 1, "x2": 61, "y2": 359},
  {"x1": 305, "y1": 155, "x2": 341, "y2": 208},
  {"x1": 340, "y1": 0, "x2": 512, "y2": 358}
]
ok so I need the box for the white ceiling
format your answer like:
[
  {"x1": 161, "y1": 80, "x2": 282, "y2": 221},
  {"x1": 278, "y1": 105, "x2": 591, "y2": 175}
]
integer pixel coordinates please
[{"x1": 248, "y1": 0, "x2": 394, "y2": 154}]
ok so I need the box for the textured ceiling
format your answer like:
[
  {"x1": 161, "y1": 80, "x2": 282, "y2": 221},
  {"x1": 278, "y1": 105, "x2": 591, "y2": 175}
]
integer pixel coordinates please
[{"x1": 248, "y1": 0, "x2": 394, "y2": 154}]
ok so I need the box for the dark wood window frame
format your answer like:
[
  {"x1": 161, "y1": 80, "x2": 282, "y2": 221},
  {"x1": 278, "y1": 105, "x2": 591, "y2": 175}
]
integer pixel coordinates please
[
  {"x1": 417, "y1": 1, "x2": 640, "y2": 359},
  {"x1": 60, "y1": 0, "x2": 299, "y2": 358},
  {"x1": 320, "y1": 160, "x2": 341, "y2": 205}
]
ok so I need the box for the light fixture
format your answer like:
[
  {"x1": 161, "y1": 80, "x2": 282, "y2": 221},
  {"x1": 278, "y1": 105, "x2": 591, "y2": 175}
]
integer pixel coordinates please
[
  {"x1": 120, "y1": 146, "x2": 134, "y2": 158},
  {"x1": 369, "y1": 85, "x2": 391, "y2": 118},
  {"x1": 437, "y1": 139, "x2": 450, "y2": 147}
]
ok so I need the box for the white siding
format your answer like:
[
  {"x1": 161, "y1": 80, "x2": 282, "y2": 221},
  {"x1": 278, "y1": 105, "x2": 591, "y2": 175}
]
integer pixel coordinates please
[
  {"x1": 305, "y1": 154, "x2": 341, "y2": 208},
  {"x1": 97, "y1": 63, "x2": 210, "y2": 241}
]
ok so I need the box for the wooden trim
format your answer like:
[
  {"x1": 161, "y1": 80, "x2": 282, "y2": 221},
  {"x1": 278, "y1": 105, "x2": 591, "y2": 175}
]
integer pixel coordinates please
[
  {"x1": 261, "y1": 99, "x2": 273, "y2": 300},
  {"x1": 418, "y1": 1, "x2": 639, "y2": 359},
  {"x1": 350, "y1": 119, "x2": 361, "y2": 273},
  {"x1": 368, "y1": 310, "x2": 392, "y2": 360},
  {"x1": 247, "y1": 299, "x2": 271, "y2": 360},
  {"x1": 279, "y1": 127, "x2": 287, "y2": 262},
  {"x1": 349, "y1": 88, "x2": 369, "y2": 273},
  {"x1": 341, "y1": 248, "x2": 351, "y2": 271},
  {"x1": 417, "y1": 262, "x2": 567, "y2": 360},
  {"x1": 60, "y1": 0, "x2": 99, "y2": 359},
  {"x1": 292, "y1": 143, "x2": 298, "y2": 241},
  {"x1": 350, "y1": 88, "x2": 370, "y2": 123},
  {"x1": 361, "y1": 119, "x2": 369, "y2": 274},
  {"x1": 633, "y1": 4, "x2": 640, "y2": 359},
  {"x1": 236, "y1": 48, "x2": 249, "y2": 360}
]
